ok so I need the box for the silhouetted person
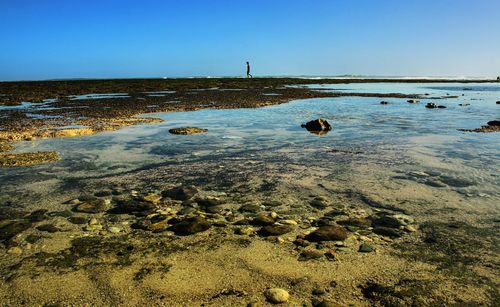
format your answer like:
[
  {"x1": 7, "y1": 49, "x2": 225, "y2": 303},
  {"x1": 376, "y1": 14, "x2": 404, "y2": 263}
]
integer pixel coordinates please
[{"x1": 246, "y1": 61, "x2": 252, "y2": 78}]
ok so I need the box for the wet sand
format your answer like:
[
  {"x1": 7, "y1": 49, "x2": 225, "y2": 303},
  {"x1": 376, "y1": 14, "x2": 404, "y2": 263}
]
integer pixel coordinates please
[{"x1": 0, "y1": 78, "x2": 499, "y2": 306}]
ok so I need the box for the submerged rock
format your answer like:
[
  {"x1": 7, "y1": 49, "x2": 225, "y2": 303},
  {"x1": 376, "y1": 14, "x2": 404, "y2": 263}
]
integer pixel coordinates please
[
  {"x1": 264, "y1": 288, "x2": 289, "y2": 304},
  {"x1": 73, "y1": 198, "x2": 109, "y2": 213},
  {"x1": 358, "y1": 243, "x2": 374, "y2": 253},
  {"x1": 251, "y1": 213, "x2": 277, "y2": 226},
  {"x1": 380, "y1": 101, "x2": 389, "y2": 105},
  {"x1": 162, "y1": 186, "x2": 198, "y2": 201},
  {"x1": 169, "y1": 216, "x2": 211, "y2": 235},
  {"x1": 168, "y1": 127, "x2": 207, "y2": 135},
  {"x1": 305, "y1": 225, "x2": 348, "y2": 242},
  {"x1": 301, "y1": 118, "x2": 332, "y2": 135},
  {"x1": 407, "y1": 99, "x2": 419, "y2": 103}
]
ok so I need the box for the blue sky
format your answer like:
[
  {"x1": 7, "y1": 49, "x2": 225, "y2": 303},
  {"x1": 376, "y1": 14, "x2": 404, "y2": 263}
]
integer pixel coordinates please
[{"x1": 1, "y1": 0, "x2": 499, "y2": 80}]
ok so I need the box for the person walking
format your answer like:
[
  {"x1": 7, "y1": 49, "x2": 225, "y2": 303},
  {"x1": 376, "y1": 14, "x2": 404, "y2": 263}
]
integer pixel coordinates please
[{"x1": 246, "y1": 61, "x2": 252, "y2": 78}]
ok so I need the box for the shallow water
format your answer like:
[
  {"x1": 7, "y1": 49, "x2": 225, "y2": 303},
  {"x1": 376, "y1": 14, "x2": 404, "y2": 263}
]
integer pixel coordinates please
[{"x1": 1, "y1": 83, "x2": 499, "y2": 204}]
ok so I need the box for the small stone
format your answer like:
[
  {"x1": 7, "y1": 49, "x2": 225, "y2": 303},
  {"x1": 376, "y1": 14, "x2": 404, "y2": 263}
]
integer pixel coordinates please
[
  {"x1": 94, "y1": 190, "x2": 112, "y2": 197},
  {"x1": 358, "y1": 243, "x2": 374, "y2": 253},
  {"x1": 239, "y1": 203, "x2": 261, "y2": 213},
  {"x1": 108, "y1": 226, "x2": 121, "y2": 234},
  {"x1": 142, "y1": 193, "x2": 162, "y2": 203},
  {"x1": 36, "y1": 224, "x2": 60, "y2": 233},
  {"x1": 280, "y1": 219, "x2": 298, "y2": 225},
  {"x1": 299, "y1": 249, "x2": 324, "y2": 261},
  {"x1": 404, "y1": 225, "x2": 417, "y2": 232},
  {"x1": 89, "y1": 218, "x2": 98, "y2": 225},
  {"x1": 236, "y1": 227, "x2": 256, "y2": 236},
  {"x1": 162, "y1": 186, "x2": 198, "y2": 201},
  {"x1": 264, "y1": 288, "x2": 289, "y2": 304},
  {"x1": 313, "y1": 300, "x2": 341, "y2": 307},
  {"x1": 258, "y1": 225, "x2": 294, "y2": 237},
  {"x1": 169, "y1": 216, "x2": 211, "y2": 235},
  {"x1": 251, "y1": 213, "x2": 277, "y2": 226},
  {"x1": 73, "y1": 198, "x2": 108, "y2": 213},
  {"x1": 305, "y1": 225, "x2": 348, "y2": 242},
  {"x1": 312, "y1": 288, "x2": 326, "y2": 295},
  {"x1": 84, "y1": 224, "x2": 103, "y2": 231},
  {"x1": 7, "y1": 247, "x2": 23, "y2": 255},
  {"x1": 68, "y1": 216, "x2": 88, "y2": 224}
]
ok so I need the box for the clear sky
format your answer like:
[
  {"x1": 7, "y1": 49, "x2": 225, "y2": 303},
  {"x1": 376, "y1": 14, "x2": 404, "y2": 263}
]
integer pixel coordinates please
[{"x1": 1, "y1": 0, "x2": 499, "y2": 80}]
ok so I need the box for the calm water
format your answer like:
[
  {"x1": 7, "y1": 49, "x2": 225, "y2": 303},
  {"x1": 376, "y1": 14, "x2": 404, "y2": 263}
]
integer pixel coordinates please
[{"x1": 1, "y1": 83, "x2": 499, "y2": 204}]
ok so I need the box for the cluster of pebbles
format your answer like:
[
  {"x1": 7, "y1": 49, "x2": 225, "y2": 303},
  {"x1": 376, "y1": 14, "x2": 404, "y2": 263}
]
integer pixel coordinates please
[{"x1": 1, "y1": 185, "x2": 418, "y2": 265}]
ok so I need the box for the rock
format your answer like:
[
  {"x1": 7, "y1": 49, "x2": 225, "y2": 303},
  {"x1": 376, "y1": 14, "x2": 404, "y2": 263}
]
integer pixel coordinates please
[
  {"x1": 404, "y1": 225, "x2": 417, "y2": 232},
  {"x1": 312, "y1": 288, "x2": 327, "y2": 295},
  {"x1": 89, "y1": 218, "x2": 99, "y2": 225},
  {"x1": 313, "y1": 300, "x2": 341, "y2": 307},
  {"x1": 280, "y1": 219, "x2": 298, "y2": 225},
  {"x1": 258, "y1": 225, "x2": 294, "y2": 237},
  {"x1": 36, "y1": 224, "x2": 60, "y2": 233},
  {"x1": 0, "y1": 220, "x2": 32, "y2": 244},
  {"x1": 407, "y1": 99, "x2": 419, "y2": 103},
  {"x1": 196, "y1": 197, "x2": 223, "y2": 207},
  {"x1": 94, "y1": 190, "x2": 112, "y2": 197},
  {"x1": 264, "y1": 288, "x2": 289, "y2": 304},
  {"x1": 380, "y1": 101, "x2": 389, "y2": 105},
  {"x1": 305, "y1": 225, "x2": 348, "y2": 242},
  {"x1": 371, "y1": 213, "x2": 413, "y2": 228},
  {"x1": 251, "y1": 213, "x2": 277, "y2": 226},
  {"x1": 487, "y1": 120, "x2": 500, "y2": 126},
  {"x1": 7, "y1": 246, "x2": 23, "y2": 255},
  {"x1": 425, "y1": 102, "x2": 446, "y2": 109},
  {"x1": 496, "y1": 101, "x2": 500, "y2": 104},
  {"x1": 68, "y1": 216, "x2": 88, "y2": 224},
  {"x1": 310, "y1": 198, "x2": 328, "y2": 209},
  {"x1": 169, "y1": 216, "x2": 211, "y2": 235},
  {"x1": 73, "y1": 198, "x2": 109, "y2": 213},
  {"x1": 358, "y1": 243, "x2": 374, "y2": 253},
  {"x1": 236, "y1": 227, "x2": 256, "y2": 236},
  {"x1": 299, "y1": 249, "x2": 324, "y2": 260},
  {"x1": 458, "y1": 103, "x2": 470, "y2": 106},
  {"x1": 337, "y1": 218, "x2": 371, "y2": 228},
  {"x1": 373, "y1": 227, "x2": 403, "y2": 238},
  {"x1": 168, "y1": 127, "x2": 208, "y2": 135},
  {"x1": 162, "y1": 186, "x2": 198, "y2": 201},
  {"x1": 26, "y1": 209, "x2": 48, "y2": 222},
  {"x1": 301, "y1": 118, "x2": 332, "y2": 135},
  {"x1": 142, "y1": 193, "x2": 161, "y2": 203},
  {"x1": 108, "y1": 226, "x2": 121, "y2": 234},
  {"x1": 239, "y1": 203, "x2": 261, "y2": 213},
  {"x1": 114, "y1": 199, "x2": 156, "y2": 216}
]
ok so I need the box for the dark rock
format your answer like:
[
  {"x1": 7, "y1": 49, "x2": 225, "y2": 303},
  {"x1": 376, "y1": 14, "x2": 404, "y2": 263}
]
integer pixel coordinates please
[
  {"x1": 425, "y1": 102, "x2": 446, "y2": 109},
  {"x1": 162, "y1": 186, "x2": 198, "y2": 201},
  {"x1": 25, "y1": 234, "x2": 43, "y2": 244},
  {"x1": 36, "y1": 224, "x2": 60, "y2": 233},
  {"x1": 312, "y1": 300, "x2": 342, "y2": 307},
  {"x1": 358, "y1": 243, "x2": 374, "y2": 253},
  {"x1": 73, "y1": 198, "x2": 109, "y2": 213},
  {"x1": 169, "y1": 216, "x2": 211, "y2": 235},
  {"x1": 250, "y1": 213, "x2": 276, "y2": 226},
  {"x1": 301, "y1": 118, "x2": 332, "y2": 135},
  {"x1": 373, "y1": 227, "x2": 403, "y2": 238},
  {"x1": 168, "y1": 127, "x2": 208, "y2": 135},
  {"x1": 113, "y1": 199, "x2": 156, "y2": 216},
  {"x1": 68, "y1": 216, "x2": 88, "y2": 224},
  {"x1": 312, "y1": 288, "x2": 327, "y2": 295},
  {"x1": 424, "y1": 179, "x2": 447, "y2": 188},
  {"x1": 26, "y1": 209, "x2": 48, "y2": 222},
  {"x1": 487, "y1": 120, "x2": 500, "y2": 126},
  {"x1": 305, "y1": 225, "x2": 348, "y2": 242},
  {"x1": 94, "y1": 190, "x2": 112, "y2": 197},
  {"x1": 0, "y1": 220, "x2": 32, "y2": 244},
  {"x1": 380, "y1": 101, "x2": 389, "y2": 105},
  {"x1": 496, "y1": 101, "x2": 500, "y2": 104},
  {"x1": 371, "y1": 215, "x2": 404, "y2": 228},
  {"x1": 310, "y1": 198, "x2": 328, "y2": 209},
  {"x1": 258, "y1": 225, "x2": 294, "y2": 236},
  {"x1": 239, "y1": 203, "x2": 261, "y2": 213},
  {"x1": 196, "y1": 197, "x2": 223, "y2": 207},
  {"x1": 407, "y1": 99, "x2": 419, "y2": 103},
  {"x1": 337, "y1": 218, "x2": 371, "y2": 228}
]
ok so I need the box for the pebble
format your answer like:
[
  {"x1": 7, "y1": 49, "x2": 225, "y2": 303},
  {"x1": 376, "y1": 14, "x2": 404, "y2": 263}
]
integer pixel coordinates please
[
  {"x1": 7, "y1": 247, "x2": 23, "y2": 255},
  {"x1": 73, "y1": 198, "x2": 109, "y2": 213},
  {"x1": 251, "y1": 213, "x2": 277, "y2": 226},
  {"x1": 404, "y1": 225, "x2": 417, "y2": 232},
  {"x1": 89, "y1": 218, "x2": 99, "y2": 225},
  {"x1": 108, "y1": 226, "x2": 121, "y2": 234},
  {"x1": 358, "y1": 243, "x2": 374, "y2": 253},
  {"x1": 299, "y1": 249, "x2": 324, "y2": 260},
  {"x1": 169, "y1": 216, "x2": 211, "y2": 235},
  {"x1": 162, "y1": 186, "x2": 198, "y2": 201},
  {"x1": 280, "y1": 219, "x2": 297, "y2": 225},
  {"x1": 236, "y1": 227, "x2": 256, "y2": 236},
  {"x1": 264, "y1": 288, "x2": 289, "y2": 304}
]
